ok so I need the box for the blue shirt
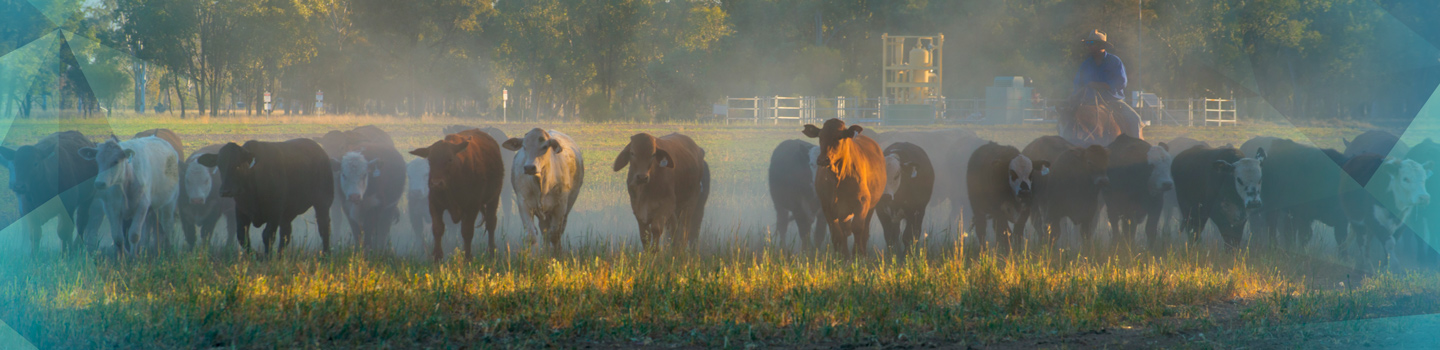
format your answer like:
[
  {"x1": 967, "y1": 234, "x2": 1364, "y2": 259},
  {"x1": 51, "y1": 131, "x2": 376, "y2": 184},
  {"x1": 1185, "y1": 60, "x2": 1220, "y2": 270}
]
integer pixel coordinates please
[{"x1": 1074, "y1": 52, "x2": 1127, "y2": 102}]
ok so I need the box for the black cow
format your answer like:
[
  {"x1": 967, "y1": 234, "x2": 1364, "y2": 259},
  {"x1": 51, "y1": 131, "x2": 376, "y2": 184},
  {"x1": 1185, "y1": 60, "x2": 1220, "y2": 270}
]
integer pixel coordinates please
[
  {"x1": 1172, "y1": 145, "x2": 1263, "y2": 248},
  {"x1": 1344, "y1": 130, "x2": 1408, "y2": 159},
  {"x1": 876, "y1": 142, "x2": 934, "y2": 254},
  {"x1": 0, "y1": 131, "x2": 101, "y2": 253},
  {"x1": 197, "y1": 139, "x2": 335, "y2": 254},
  {"x1": 1254, "y1": 139, "x2": 1348, "y2": 251},
  {"x1": 1104, "y1": 134, "x2": 1173, "y2": 249},
  {"x1": 1037, "y1": 144, "x2": 1110, "y2": 247},
  {"x1": 768, "y1": 139, "x2": 826, "y2": 250},
  {"x1": 967, "y1": 142, "x2": 1046, "y2": 254}
]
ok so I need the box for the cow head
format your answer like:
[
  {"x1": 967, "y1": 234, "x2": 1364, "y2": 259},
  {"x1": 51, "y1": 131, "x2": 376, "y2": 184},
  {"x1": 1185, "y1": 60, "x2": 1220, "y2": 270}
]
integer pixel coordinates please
[
  {"x1": 196, "y1": 142, "x2": 255, "y2": 198},
  {"x1": 802, "y1": 119, "x2": 864, "y2": 172},
  {"x1": 1385, "y1": 158, "x2": 1432, "y2": 209},
  {"x1": 613, "y1": 133, "x2": 670, "y2": 186},
  {"x1": 410, "y1": 135, "x2": 471, "y2": 191},
  {"x1": 183, "y1": 156, "x2": 216, "y2": 205},
  {"x1": 336, "y1": 150, "x2": 380, "y2": 204},
  {"x1": 406, "y1": 158, "x2": 430, "y2": 198},
  {"x1": 1008, "y1": 154, "x2": 1044, "y2": 199},
  {"x1": 884, "y1": 153, "x2": 902, "y2": 196},
  {"x1": 1214, "y1": 148, "x2": 1264, "y2": 209},
  {"x1": 78, "y1": 137, "x2": 132, "y2": 191},
  {"x1": 1146, "y1": 146, "x2": 1175, "y2": 195},
  {"x1": 1079, "y1": 145, "x2": 1111, "y2": 187},
  {"x1": 1, "y1": 145, "x2": 48, "y2": 196},
  {"x1": 504, "y1": 128, "x2": 562, "y2": 177}
]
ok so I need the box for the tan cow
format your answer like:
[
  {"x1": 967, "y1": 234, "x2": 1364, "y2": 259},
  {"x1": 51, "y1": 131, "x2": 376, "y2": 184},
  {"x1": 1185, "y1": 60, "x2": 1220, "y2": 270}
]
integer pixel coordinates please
[{"x1": 803, "y1": 118, "x2": 886, "y2": 257}]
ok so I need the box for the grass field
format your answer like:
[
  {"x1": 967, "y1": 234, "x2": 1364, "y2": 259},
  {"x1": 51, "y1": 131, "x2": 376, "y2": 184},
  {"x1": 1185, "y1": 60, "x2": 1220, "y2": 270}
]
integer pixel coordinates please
[{"x1": 2, "y1": 113, "x2": 1440, "y2": 348}]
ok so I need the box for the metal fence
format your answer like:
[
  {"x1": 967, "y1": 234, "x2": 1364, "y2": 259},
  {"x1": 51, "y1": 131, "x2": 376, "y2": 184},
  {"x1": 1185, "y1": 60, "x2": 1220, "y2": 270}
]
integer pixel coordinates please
[{"x1": 717, "y1": 96, "x2": 1238, "y2": 126}]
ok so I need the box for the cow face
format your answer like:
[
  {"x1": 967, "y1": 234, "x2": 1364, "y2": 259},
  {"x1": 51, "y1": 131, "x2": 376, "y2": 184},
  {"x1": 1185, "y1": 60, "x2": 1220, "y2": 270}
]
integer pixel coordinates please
[
  {"x1": 1387, "y1": 159, "x2": 1432, "y2": 209},
  {"x1": 1146, "y1": 146, "x2": 1175, "y2": 195},
  {"x1": 504, "y1": 128, "x2": 561, "y2": 177},
  {"x1": 406, "y1": 158, "x2": 430, "y2": 198},
  {"x1": 1215, "y1": 149, "x2": 1264, "y2": 209},
  {"x1": 1, "y1": 145, "x2": 49, "y2": 196},
  {"x1": 802, "y1": 119, "x2": 864, "y2": 171},
  {"x1": 612, "y1": 133, "x2": 671, "y2": 186},
  {"x1": 1080, "y1": 145, "x2": 1111, "y2": 187},
  {"x1": 337, "y1": 151, "x2": 380, "y2": 203},
  {"x1": 196, "y1": 143, "x2": 255, "y2": 198},
  {"x1": 79, "y1": 138, "x2": 133, "y2": 190},
  {"x1": 884, "y1": 153, "x2": 902, "y2": 196},
  {"x1": 1008, "y1": 155, "x2": 1043, "y2": 198},
  {"x1": 183, "y1": 158, "x2": 215, "y2": 205},
  {"x1": 410, "y1": 135, "x2": 471, "y2": 191}
]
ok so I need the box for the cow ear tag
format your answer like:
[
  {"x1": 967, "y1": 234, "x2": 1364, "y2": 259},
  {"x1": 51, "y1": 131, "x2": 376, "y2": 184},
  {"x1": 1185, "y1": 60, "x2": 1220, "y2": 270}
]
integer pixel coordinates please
[
  {"x1": 1041, "y1": 167, "x2": 1050, "y2": 176},
  {"x1": 659, "y1": 159, "x2": 669, "y2": 167},
  {"x1": 910, "y1": 169, "x2": 918, "y2": 178},
  {"x1": 249, "y1": 158, "x2": 257, "y2": 169},
  {"x1": 372, "y1": 169, "x2": 381, "y2": 177}
]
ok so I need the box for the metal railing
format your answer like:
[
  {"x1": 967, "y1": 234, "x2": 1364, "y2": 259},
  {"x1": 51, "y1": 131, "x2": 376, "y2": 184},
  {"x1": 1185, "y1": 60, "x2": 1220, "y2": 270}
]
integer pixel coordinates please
[{"x1": 718, "y1": 96, "x2": 1239, "y2": 126}]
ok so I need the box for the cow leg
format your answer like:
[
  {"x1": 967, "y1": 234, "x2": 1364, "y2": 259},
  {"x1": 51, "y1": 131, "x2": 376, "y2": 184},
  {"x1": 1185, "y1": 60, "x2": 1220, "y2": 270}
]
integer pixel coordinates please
[
  {"x1": 827, "y1": 218, "x2": 849, "y2": 257},
  {"x1": 235, "y1": 214, "x2": 252, "y2": 254},
  {"x1": 482, "y1": 204, "x2": 498, "y2": 255},
  {"x1": 260, "y1": 224, "x2": 279, "y2": 256},
  {"x1": 409, "y1": 205, "x2": 428, "y2": 249},
  {"x1": 278, "y1": 220, "x2": 294, "y2": 254},
  {"x1": 774, "y1": 207, "x2": 791, "y2": 247},
  {"x1": 796, "y1": 210, "x2": 817, "y2": 251},
  {"x1": 460, "y1": 215, "x2": 477, "y2": 260},
  {"x1": 181, "y1": 209, "x2": 199, "y2": 249},
  {"x1": 907, "y1": 210, "x2": 926, "y2": 253},
  {"x1": 127, "y1": 206, "x2": 152, "y2": 255},
  {"x1": 521, "y1": 206, "x2": 541, "y2": 248},
  {"x1": 157, "y1": 205, "x2": 177, "y2": 254},
  {"x1": 65, "y1": 199, "x2": 85, "y2": 252},
  {"x1": 199, "y1": 212, "x2": 221, "y2": 250},
  {"x1": 80, "y1": 201, "x2": 105, "y2": 250},
  {"x1": 430, "y1": 209, "x2": 448, "y2": 262},
  {"x1": 1144, "y1": 211, "x2": 1162, "y2": 251},
  {"x1": 851, "y1": 215, "x2": 871, "y2": 258},
  {"x1": 1012, "y1": 210, "x2": 1032, "y2": 255},
  {"x1": 547, "y1": 210, "x2": 570, "y2": 255},
  {"x1": 316, "y1": 205, "x2": 333, "y2": 253}
]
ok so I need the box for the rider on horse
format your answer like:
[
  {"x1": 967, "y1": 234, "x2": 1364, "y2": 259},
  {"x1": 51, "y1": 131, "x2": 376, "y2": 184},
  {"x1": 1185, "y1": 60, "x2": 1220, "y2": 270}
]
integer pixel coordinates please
[{"x1": 1067, "y1": 29, "x2": 1144, "y2": 142}]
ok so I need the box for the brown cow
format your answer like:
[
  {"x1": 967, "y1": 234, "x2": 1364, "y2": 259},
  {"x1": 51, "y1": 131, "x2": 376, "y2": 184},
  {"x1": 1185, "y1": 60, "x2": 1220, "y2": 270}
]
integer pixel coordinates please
[
  {"x1": 612, "y1": 133, "x2": 711, "y2": 250},
  {"x1": 409, "y1": 129, "x2": 506, "y2": 261},
  {"x1": 803, "y1": 118, "x2": 885, "y2": 257}
]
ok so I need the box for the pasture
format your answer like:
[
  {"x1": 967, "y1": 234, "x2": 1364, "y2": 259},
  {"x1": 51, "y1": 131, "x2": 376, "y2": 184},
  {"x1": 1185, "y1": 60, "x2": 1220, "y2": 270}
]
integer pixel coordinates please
[{"x1": 2, "y1": 114, "x2": 1439, "y2": 348}]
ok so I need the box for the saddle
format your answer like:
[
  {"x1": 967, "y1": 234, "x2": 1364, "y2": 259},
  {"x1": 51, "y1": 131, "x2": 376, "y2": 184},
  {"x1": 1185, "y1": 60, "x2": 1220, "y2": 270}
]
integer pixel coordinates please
[{"x1": 1067, "y1": 91, "x2": 1121, "y2": 146}]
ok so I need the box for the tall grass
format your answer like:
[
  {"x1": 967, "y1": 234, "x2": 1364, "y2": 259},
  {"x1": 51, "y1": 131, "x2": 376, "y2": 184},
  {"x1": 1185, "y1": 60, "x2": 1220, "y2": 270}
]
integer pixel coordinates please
[{"x1": 0, "y1": 245, "x2": 1297, "y2": 348}]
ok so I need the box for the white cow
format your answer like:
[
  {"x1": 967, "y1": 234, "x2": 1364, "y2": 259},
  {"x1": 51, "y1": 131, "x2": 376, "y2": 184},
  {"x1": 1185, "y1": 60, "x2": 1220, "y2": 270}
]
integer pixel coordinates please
[
  {"x1": 501, "y1": 129, "x2": 585, "y2": 253},
  {"x1": 80, "y1": 136, "x2": 181, "y2": 255}
]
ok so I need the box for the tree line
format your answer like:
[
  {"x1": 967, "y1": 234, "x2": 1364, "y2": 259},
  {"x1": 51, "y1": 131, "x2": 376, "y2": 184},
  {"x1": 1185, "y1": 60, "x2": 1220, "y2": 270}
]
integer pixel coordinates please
[{"x1": 2, "y1": 0, "x2": 1437, "y2": 122}]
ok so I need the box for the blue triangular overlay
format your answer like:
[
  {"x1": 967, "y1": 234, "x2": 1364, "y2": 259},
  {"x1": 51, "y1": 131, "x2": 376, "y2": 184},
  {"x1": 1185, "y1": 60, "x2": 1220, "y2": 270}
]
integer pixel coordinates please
[{"x1": 0, "y1": 319, "x2": 37, "y2": 350}]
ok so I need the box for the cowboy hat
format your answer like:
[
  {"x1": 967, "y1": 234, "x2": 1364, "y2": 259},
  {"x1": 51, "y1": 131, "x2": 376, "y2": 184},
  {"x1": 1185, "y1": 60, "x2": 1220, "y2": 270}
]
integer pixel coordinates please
[{"x1": 1082, "y1": 29, "x2": 1114, "y2": 50}]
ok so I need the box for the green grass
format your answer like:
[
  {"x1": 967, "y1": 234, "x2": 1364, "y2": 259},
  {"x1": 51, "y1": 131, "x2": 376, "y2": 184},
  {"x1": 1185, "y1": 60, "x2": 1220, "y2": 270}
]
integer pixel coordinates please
[{"x1": 2, "y1": 112, "x2": 1436, "y2": 348}]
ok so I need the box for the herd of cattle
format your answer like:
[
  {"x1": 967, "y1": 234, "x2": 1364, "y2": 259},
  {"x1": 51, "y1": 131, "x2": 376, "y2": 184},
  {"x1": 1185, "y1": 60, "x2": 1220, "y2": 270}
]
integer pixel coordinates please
[{"x1": 0, "y1": 118, "x2": 1436, "y2": 268}]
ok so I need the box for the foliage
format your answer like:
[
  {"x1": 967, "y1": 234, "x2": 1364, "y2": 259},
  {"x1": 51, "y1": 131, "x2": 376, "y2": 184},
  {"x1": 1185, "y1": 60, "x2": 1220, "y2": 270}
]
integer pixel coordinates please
[{"x1": 3, "y1": 0, "x2": 1438, "y2": 120}]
